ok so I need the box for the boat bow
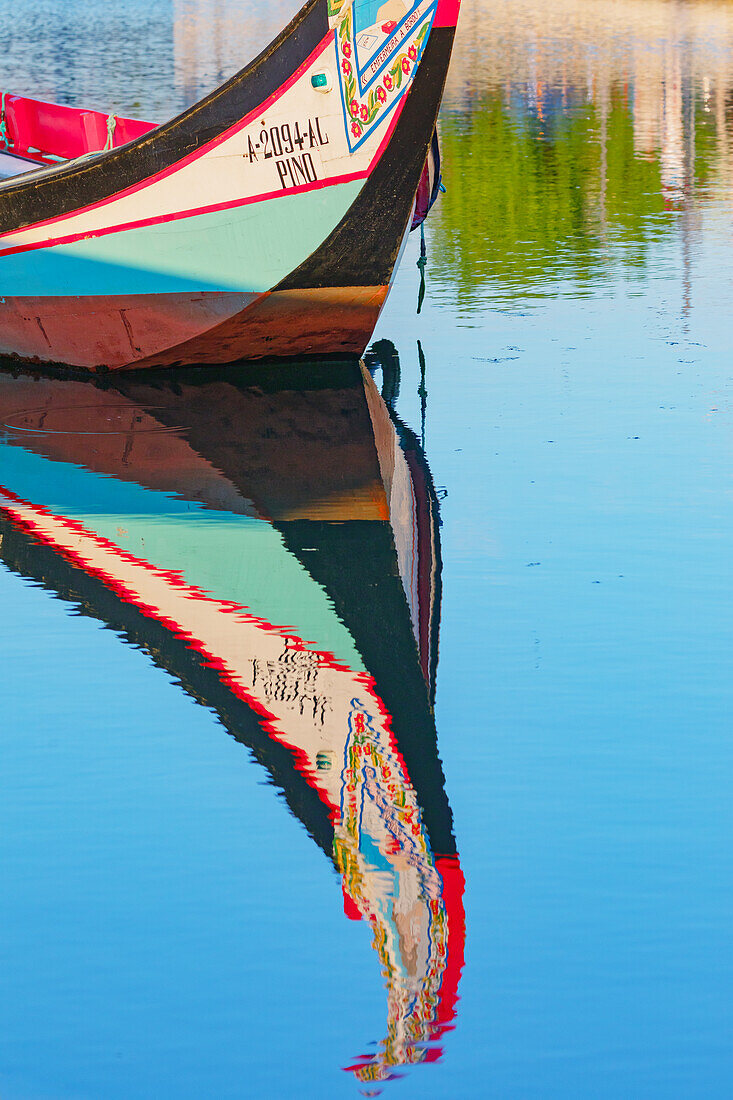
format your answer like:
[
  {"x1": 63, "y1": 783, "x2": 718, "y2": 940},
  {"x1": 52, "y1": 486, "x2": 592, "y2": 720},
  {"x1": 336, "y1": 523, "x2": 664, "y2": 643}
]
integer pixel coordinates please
[{"x1": 0, "y1": 0, "x2": 460, "y2": 369}]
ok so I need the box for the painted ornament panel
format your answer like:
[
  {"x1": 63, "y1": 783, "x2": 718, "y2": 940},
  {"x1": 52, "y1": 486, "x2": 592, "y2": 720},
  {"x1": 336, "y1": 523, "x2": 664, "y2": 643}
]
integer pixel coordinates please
[{"x1": 330, "y1": 0, "x2": 438, "y2": 151}]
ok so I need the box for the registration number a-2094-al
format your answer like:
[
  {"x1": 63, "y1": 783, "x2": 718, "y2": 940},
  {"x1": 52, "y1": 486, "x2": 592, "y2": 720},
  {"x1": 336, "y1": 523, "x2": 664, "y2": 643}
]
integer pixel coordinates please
[{"x1": 244, "y1": 116, "x2": 330, "y2": 190}]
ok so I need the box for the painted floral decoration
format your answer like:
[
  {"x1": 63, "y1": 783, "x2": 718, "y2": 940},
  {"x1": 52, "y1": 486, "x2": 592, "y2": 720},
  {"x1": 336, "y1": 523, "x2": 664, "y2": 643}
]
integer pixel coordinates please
[
  {"x1": 336, "y1": 9, "x2": 431, "y2": 144},
  {"x1": 327, "y1": 0, "x2": 351, "y2": 20}
]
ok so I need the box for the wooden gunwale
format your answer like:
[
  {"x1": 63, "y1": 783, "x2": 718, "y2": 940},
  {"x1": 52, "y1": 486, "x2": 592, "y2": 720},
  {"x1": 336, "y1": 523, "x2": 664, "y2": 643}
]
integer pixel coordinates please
[
  {"x1": 0, "y1": 0, "x2": 460, "y2": 369},
  {"x1": 0, "y1": 0, "x2": 326, "y2": 233}
]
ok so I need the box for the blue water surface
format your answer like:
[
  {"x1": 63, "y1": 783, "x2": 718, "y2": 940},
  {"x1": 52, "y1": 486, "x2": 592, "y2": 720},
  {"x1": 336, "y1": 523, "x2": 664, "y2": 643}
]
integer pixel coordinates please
[{"x1": 1, "y1": 1, "x2": 733, "y2": 1096}]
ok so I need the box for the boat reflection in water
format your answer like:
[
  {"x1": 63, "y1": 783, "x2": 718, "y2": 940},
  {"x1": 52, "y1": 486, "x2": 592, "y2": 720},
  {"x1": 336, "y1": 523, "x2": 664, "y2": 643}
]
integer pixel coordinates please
[{"x1": 0, "y1": 357, "x2": 464, "y2": 1086}]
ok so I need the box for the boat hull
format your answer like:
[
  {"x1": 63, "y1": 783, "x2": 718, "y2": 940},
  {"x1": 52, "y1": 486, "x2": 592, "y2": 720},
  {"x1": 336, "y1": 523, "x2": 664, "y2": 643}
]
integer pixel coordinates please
[
  {"x1": 0, "y1": 0, "x2": 459, "y2": 371},
  {"x1": 0, "y1": 285, "x2": 389, "y2": 369}
]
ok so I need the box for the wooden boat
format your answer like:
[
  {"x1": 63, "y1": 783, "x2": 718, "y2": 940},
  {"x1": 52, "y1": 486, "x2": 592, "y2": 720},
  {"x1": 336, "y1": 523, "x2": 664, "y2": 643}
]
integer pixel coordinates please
[
  {"x1": 0, "y1": 0, "x2": 459, "y2": 372},
  {"x1": 0, "y1": 357, "x2": 464, "y2": 1082}
]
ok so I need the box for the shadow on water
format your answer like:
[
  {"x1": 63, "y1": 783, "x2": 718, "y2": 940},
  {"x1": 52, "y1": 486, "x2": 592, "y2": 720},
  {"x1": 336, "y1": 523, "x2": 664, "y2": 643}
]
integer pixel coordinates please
[{"x1": 0, "y1": 353, "x2": 464, "y2": 1090}]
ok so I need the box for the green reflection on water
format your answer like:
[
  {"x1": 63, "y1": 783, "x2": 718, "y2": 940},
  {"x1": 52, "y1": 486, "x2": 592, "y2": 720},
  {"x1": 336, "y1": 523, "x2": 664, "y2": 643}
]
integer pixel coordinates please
[{"x1": 431, "y1": 86, "x2": 719, "y2": 303}]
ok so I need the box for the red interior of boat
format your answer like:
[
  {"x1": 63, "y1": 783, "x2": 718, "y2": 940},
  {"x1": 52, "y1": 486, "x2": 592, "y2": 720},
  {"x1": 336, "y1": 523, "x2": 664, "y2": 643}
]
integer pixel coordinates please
[{"x1": 0, "y1": 93, "x2": 156, "y2": 166}]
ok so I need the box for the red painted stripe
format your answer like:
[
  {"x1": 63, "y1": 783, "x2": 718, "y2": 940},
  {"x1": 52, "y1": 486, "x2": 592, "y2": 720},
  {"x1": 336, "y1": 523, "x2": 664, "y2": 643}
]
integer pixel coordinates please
[
  {"x1": 0, "y1": 485, "x2": 348, "y2": 811},
  {"x1": 0, "y1": 32, "x2": 336, "y2": 245},
  {"x1": 342, "y1": 883, "x2": 363, "y2": 921},
  {"x1": 0, "y1": 172, "x2": 361, "y2": 259},
  {"x1": 0, "y1": 483, "x2": 413, "y2": 820},
  {"x1": 342, "y1": 855, "x2": 465, "y2": 1071},
  {"x1": 0, "y1": 103, "x2": 405, "y2": 262},
  {"x1": 432, "y1": 855, "x2": 466, "y2": 1031},
  {"x1": 434, "y1": 0, "x2": 461, "y2": 28}
]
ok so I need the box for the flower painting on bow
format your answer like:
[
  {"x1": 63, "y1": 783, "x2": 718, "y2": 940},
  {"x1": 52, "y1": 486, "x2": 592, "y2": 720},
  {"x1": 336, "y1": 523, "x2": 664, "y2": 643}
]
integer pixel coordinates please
[
  {"x1": 334, "y1": 698, "x2": 462, "y2": 1085},
  {"x1": 330, "y1": 0, "x2": 438, "y2": 151}
]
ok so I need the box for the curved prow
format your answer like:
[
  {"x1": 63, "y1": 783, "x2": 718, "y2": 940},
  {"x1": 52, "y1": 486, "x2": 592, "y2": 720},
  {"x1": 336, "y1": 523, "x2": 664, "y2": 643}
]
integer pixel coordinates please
[{"x1": 0, "y1": 0, "x2": 460, "y2": 369}]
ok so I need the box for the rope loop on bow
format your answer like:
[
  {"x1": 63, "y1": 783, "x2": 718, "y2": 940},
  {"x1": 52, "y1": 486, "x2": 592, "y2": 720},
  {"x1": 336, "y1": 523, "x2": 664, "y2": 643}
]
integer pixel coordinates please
[{"x1": 103, "y1": 113, "x2": 117, "y2": 151}]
